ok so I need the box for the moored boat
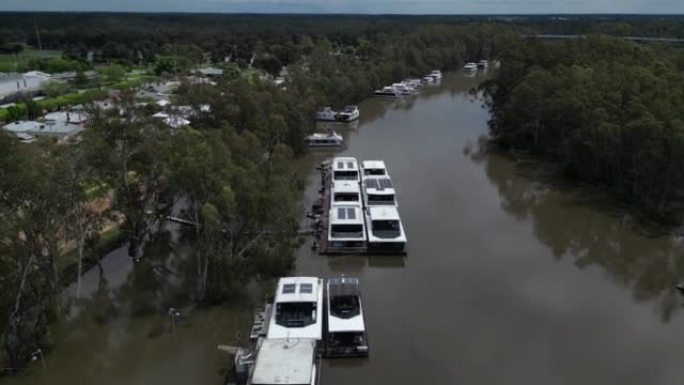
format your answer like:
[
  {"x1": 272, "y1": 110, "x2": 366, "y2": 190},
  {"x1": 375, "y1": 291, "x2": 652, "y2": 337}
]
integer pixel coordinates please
[
  {"x1": 316, "y1": 106, "x2": 337, "y2": 121},
  {"x1": 365, "y1": 205, "x2": 406, "y2": 253},
  {"x1": 463, "y1": 62, "x2": 478, "y2": 72},
  {"x1": 332, "y1": 180, "x2": 362, "y2": 206},
  {"x1": 363, "y1": 177, "x2": 397, "y2": 207},
  {"x1": 327, "y1": 204, "x2": 366, "y2": 253},
  {"x1": 374, "y1": 86, "x2": 400, "y2": 97},
  {"x1": 361, "y1": 160, "x2": 388, "y2": 179},
  {"x1": 331, "y1": 157, "x2": 361, "y2": 182},
  {"x1": 336, "y1": 105, "x2": 360, "y2": 122},
  {"x1": 305, "y1": 132, "x2": 343, "y2": 147},
  {"x1": 391, "y1": 83, "x2": 417, "y2": 95},
  {"x1": 266, "y1": 277, "x2": 324, "y2": 341},
  {"x1": 428, "y1": 70, "x2": 442, "y2": 80},
  {"x1": 477, "y1": 60, "x2": 489, "y2": 69},
  {"x1": 325, "y1": 277, "x2": 369, "y2": 358},
  {"x1": 245, "y1": 338, "x2": 319, "y2": 385}
]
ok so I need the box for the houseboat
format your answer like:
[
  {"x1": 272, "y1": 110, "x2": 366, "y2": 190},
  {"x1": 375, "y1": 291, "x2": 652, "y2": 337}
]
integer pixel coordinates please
[
  {"x1": 325, "y1": 277, "x2": 369, "y2": 358},
  {"x1": 331, "y1": 157, "x2": 361, "y2": 182},
  {"x1": 422, "y1": 76, "x2": 435, "y2": 84},
  {"x1": 363, "y1": 177, "x2": 397, "y2": 207},
  {"x1": 331, "y1": 180, "x2": 362, "y2": 206},
  {"x1": 305, "y1": 132, "x2": 344, "y2": 147},
  {"x1": 477, "y1": 60, "x2": 489, "y2": 69},
  {"x1": 336, "y1": 105, "x2": 360, "y2": 122},
  {"x1": 316, "y1": 107, "x2": 338, "y2": 122},
  {"x1": 373, "y1": 86, "x2": 400, "y2": 97},
  {"x1": 391, "y1": 83, "x2": 417, "y2": 96},
  {"x1": 327, "y1": 204, "x2": 367, "y2": 253},
  {"x1": 428, "y1": 70, "x2": 442, "y2": 80},
  {"x1": 463, "y1": 62, "x2": 478, "y2": 72},
  {"x1": 365, "y1": 206, "x2": 406, "y2": 253},
  {"x1": 266, "y1": 277, "x2": 324, "y2": 341},
  {"x1": 403, "y1": 78, "x2": 423, "y2": 89},
  {"x1": 242, "y1": 338, "x2": 319, "y2": 385},
  {"x1": 361, "y1": 160, "x2": 388, "y2": 179}
]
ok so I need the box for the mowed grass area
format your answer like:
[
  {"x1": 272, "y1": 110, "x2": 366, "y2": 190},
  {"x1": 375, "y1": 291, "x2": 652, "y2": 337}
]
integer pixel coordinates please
[{"x1": 0, "y1": 48, "x2": 63, "y2": 71}]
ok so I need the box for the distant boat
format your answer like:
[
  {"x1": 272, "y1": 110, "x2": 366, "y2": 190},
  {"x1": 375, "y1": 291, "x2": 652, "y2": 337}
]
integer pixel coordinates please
[
  {"x1": 477, "y1": 60, "x2": 489, "y2": 69},
  {"x1": 391, "y1": 83, "x2": 417, "y2": 96},
  {"x1": 422, "y1": 76, "x2": 435, "y2": 83},
  {"x1": 305, "y1": 132, "x2": 344, "y2": 147},
  {"x1": 428, "y1": 70, "x2": 442, "y2": 80},
  {"x1": 463, "y1": 62, "x2": 478, "y2": 72},
  {"x1": 336, "y1": 105, "x2": 360, "y2": 122},
  {"x1": 365, "y1": 205, "x2": 406, "y2": 253},
  {"x1": 316, "y1": 107, "x2": 337, "y2": 122},
  {"x1": 374, "y1": 86, "x2": 400, "y2": 97}
]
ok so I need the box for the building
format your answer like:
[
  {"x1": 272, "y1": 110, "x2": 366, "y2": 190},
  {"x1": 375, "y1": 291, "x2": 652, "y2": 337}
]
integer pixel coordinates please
[
  {"x1": 196, "y1": 67, "x2": 224, "y2": 78},
  {"x1": 2, "y1": 119, "x2": 82, "y2": 140}
]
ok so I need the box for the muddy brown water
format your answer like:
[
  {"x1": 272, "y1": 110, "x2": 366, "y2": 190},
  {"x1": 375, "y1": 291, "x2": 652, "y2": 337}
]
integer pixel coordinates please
[{"x1": 5, "y1": 71, "x2": 684, "y2": 385}]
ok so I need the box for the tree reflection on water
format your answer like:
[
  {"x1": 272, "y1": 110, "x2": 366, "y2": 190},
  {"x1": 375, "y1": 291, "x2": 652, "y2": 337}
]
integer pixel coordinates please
[{"x1": 471, "y1": 140, "x2": 684, "y2": 322}]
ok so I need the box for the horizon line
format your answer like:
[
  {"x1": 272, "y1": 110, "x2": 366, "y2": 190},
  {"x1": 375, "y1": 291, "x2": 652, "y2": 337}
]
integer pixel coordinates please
[{"x1": 0, "y1": 11, "x2": 682, "y2": 16}]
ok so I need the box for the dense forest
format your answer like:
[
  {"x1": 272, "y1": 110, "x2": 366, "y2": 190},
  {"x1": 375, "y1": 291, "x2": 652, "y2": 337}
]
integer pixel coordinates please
[{"x1": 483, "y1": 35, "x2": 684, "y2": 222}]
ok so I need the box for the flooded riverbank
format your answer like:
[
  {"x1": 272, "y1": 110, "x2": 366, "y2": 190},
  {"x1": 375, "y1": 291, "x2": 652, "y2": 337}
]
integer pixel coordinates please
[
  {"x1": 4, "y1": 71, "x2": 684, "y2": 385},
  {"x1": 298, "y1": 72, "x2": 684, "y2": 384}
]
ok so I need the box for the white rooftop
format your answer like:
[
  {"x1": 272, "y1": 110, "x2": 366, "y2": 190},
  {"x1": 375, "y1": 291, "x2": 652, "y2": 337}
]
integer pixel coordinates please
[
  {"x1": 327, "y1": 278, "x2": 366, "y2": 333},
  {"x1": 362, "y1": 160, "x2": 387, "y2": 171},
  {"x1": 274, "y1": 277, "x2": 320, "y2": 304},
  {"x1": 368, "y1": 206, "x2": 401, "y2": 221},
  {"x1": 43, "y1": 111, "x2": 88, "y2": 124},
  {"x1": 364, "y1": 177, "x2": 395, "y2": 195},
  {"x1": 251, "y1": 338, "x2": 316, "y2": 385},
  {"x1": 332, "y1": 157, "x2": 359, "y2": 171},
  {"x1": 332, "y1": 180, "x2": 361, "y2": 194},
  {"x1": 330, "y1": 205, "x2": 364, "y2": 224}
]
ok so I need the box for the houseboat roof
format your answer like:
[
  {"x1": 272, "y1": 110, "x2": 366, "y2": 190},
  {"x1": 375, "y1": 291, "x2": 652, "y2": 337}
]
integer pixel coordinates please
[
  {"x1": 333, "y1": 180, "x2": 361, "y2": 194},
  {"x1": 362, "y1": 160, "x2": 387, "y2": 171},
  {"x1": 368, "y1": 206, "x2": 401, "y2": 221},
  {"x1": 364, "y1": 177, "x2": 395, "y2": 195},
  {"x1": 251, "y1": 338, "x2": 316, "y2": 385},
  {"x1": 328, "y1": 278, "x2": 366, "y2": 333},
  {"x1": 332, "y1": 157, "x2": 359, "y2": 172},
  {"x1": 274, "y1": 277, "x2": 320, "y2": 304},
  {"x1": 330, "y1": 205, "x2": 364, "y2": 224}
]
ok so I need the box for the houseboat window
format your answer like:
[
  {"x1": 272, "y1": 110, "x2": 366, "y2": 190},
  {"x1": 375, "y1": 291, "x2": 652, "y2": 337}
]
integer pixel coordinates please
[
  {"x1": 371, "y1": 220, "x2": 401, "y2": 238},
  {"x1": 364, "y1": 169, "x2": 385, "y2": 176},
  {"x1": 334, "y1": 170, "x2": 359, "y2": 180},
  {"x1": 328, "y1": 331, "x2": 365, "y2": 346},
  {"x1": 330, "y1": 295, "x2": 360, "y2": 319},
  {"x1": 282, "y1": 283, "x2": 296, "y2": 294},
  {"x1": 346, "y1": 161, "x2": 355, "y2": 169},
  {"x1": 331, "y1": 224, "x2": 364, "y2": 238},
  {"x1": 334, "y1": 192, "x2": 360, "y2": 202},
  {"x1": 368, "y1": 194, "x2": 396, "y2": 204},
  {"x1": 275, "y1": 302, "x2": 316, "y2": 327},
  {"x1": 300, "y1": 283, "x2": 313, "y2": 293}
]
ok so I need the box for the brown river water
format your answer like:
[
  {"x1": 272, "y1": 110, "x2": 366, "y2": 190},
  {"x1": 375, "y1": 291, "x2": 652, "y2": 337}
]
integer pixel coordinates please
[{"x1": 5, "y1": 72, "x2": 684, "y2": 384}]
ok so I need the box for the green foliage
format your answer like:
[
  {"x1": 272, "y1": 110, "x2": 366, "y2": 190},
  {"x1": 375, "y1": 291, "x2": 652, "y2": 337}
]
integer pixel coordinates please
[
  {"x1": 483, "y1": 36, "x2": 684, "y2": 221},
  {"x1": 102, "y1": 64, "x2": 126, "y2": 83}
]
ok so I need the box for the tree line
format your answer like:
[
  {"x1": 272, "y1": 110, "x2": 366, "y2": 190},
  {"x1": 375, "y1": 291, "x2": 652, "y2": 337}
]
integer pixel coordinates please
[{"x1": 483, "y1": 35, "x2": 684, "y2": 223}]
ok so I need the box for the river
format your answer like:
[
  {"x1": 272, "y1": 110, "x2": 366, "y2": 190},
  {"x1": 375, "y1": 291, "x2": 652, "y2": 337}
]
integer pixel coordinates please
[{"x1": 5, "y1": 72, "x2": 684, "y2": 384}]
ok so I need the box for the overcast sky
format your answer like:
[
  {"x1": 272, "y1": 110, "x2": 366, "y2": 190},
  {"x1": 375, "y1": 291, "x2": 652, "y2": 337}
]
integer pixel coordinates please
[{"x1": 0, "y1": 0, "x2": 682, "y2": 14}]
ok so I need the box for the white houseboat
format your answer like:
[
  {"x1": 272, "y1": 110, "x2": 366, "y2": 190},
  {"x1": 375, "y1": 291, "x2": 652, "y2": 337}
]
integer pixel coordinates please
[
  {"x1": 325, "y1": 277, "x2": 369, "y2": 358},
  {"x1": 245, "y1": 338, "x2": 319, "y2": 385},
  {"x1": 373, "y1": 86, "x2": 400, "y2": 97},
  {"x1": 363, "y1": 177, "x2": 397, "y2": 206},
  {"x1": 361, "y1": 160, "x2": 388, "y2": 179},
  {"x1": 305, "y1": 132, "x2": 344, "y2": 147},
  {"x1": 327, "y1": 205, "x2": 367, "y2": 253},
  {"x1": 316, "y1": 107, "x2": 338, "y2": 122},
  {"x1": 463, "y1": 62, "x2": 478, "y2": 72},
  {"x1": 365, "y1": 206, "x2": 406, "y2": 253},
  {"x1": 336, "y1": 105, "x2": 360, "y2": 122},
  {"x1": 391, "y1": 83, "x2": 417, "y2": 96},
  {"x1": 266, "y1": 277, "x2": 324, "y2": 341},
  {"x1": 477, "y1": 60, "x2": 489, "y2": 69},
  {"x1": 331, "y1": 157, "x2": 361, "y2": 182},
  {"x1": 331, "y1": 180, "x2": 362, "y2": 206},
  {"x1": 428, "y1": 70, "x2": 442, "y2": 80}
]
